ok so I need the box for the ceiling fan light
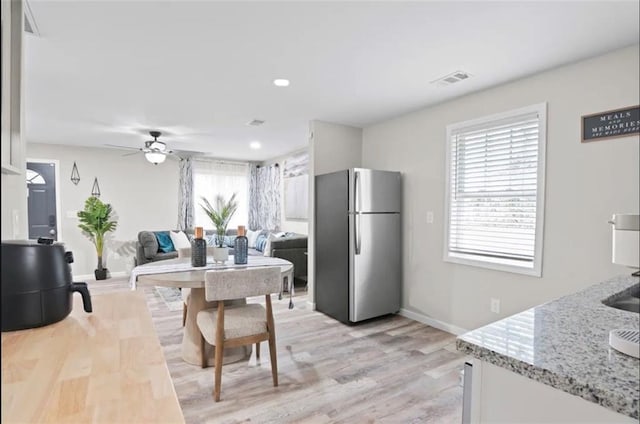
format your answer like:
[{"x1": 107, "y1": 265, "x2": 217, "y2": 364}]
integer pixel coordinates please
[
  {"x1": 149, "y1": 140, "x2": 166, "y2": 152},
  {"x1": 145, "y1": 151, "x2": 166, "y2": 165}
]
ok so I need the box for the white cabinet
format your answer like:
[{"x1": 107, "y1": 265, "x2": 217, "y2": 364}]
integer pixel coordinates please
[
  {"x1": 1, "y1": 0, "x2": 25, "y2": 175},
  {"x1": 465, "y1": 360, "x2": 636, "y2": 423}
]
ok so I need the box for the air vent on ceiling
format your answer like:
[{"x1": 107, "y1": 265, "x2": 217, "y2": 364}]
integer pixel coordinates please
[
  {"x1": 431, "y1": 70, "x2": 472, "y2": 87},
  {"x1": 246, "y1": 119, "x2": 265, "y2": 127}
]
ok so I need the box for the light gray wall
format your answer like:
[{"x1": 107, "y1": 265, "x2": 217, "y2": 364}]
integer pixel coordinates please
[
  {"x1": 26, "y1": 143, "x2": 180, "y2": 278},
  {"x1": 362, "y1": 45, "x2": 640, "y2": 331},
  {"x1": 1, "y1": 0, "x2": 27, "y2": 241},
  {"x1": 309, "y1": 120, "x2": 363, "y2": 305},
  {"x1": 311, "y1": 121, "x2": 363, "y2": 175},
  {"x1": 1, "y1": 171, "x2": 28, "y2": 240}
]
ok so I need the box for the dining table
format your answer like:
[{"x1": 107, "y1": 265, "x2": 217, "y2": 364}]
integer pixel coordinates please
[{"x1": 129, "y1": 255, "x2": 294, "y2": 367}]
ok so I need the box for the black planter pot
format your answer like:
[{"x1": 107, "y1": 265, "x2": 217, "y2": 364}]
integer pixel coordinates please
[{"x1": 94, "y1": 268, "x2": 108, "y2": 280}]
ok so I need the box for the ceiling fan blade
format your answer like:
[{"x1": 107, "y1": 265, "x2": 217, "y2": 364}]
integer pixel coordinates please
[
  {"x1": 172, "y1": 148, "x2": 206, "y2": 157},
  {"x1": 122, "y1": 151, "x2": 141, "y2": 157},
  {"x1": 104, "y1": 143, "x2": 140, "y2": 151}
]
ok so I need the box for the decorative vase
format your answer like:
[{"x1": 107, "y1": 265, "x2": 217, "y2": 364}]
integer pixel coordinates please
[
  {"x1": 212, "y1": 246, "x2": 229, "y2": 264},
  {"x1": 191, "y1": 238, "x2": 207, "y2": 267},
  {"x1": 94, "y1": 268, "x2": 108, "y2": 280},
  {"x1": 234, "y1": 226, "x2": 248, "y2": 265}
]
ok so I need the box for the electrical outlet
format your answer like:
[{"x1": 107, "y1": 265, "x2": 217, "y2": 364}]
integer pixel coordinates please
[
  {"x1": 490, "y1": 298, "x2": 501, "y2": 314},
  {"x1": 426, "y1": 211, "x2": 434, "y2": 224}
]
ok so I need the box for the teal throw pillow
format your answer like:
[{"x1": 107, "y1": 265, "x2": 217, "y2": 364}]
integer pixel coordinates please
[
  {"x1": 255, "y1": 234, "x2": 268, "y2": 252},
  {"x1": 155, "y1": 231, "x2": 175, "y2": 253}
]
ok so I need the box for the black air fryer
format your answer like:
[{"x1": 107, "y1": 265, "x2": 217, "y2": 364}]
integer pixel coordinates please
[{"x1": 1, "y1": 238, "x2": 92, "y2": 332}]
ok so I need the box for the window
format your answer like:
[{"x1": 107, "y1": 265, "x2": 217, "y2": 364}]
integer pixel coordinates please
[
  {"x1": 444, "y1": 103, "x2": 547, "y2": 276},
  {"x1": 192, "y1": 160, "x2": 249, "y2": 231},
  {"x1": 26, "y1": 169, "x2": 45, "y2": 184}
]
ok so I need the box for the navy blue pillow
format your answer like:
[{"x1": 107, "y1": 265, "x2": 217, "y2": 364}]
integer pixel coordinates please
[
  {"x1": 255, "y1": 234, "x2": 268, "y2": 252},
  {"x1": 155, "y1": 231, "x2": 175, "y2": 253}
]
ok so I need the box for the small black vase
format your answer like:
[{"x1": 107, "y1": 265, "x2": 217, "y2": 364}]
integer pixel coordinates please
[{"x1": 191, "y1": 238, "x2": 207, "y2": 267}]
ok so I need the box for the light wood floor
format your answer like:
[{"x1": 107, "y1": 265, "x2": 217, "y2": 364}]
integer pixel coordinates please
[{"x1": 88, "y1": 278, "x2": 467, "y2": 423}]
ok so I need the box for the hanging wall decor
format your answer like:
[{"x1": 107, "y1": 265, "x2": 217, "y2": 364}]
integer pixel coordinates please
[
  {"x1": 70, "y1": 162, "x2": 80, "y2": 185},
  {"x1": 581, "y1": 105, "x2": 639, "y2": 143},
  {"x1": 283, "y1": 151, "x2": 309, "y2": 220},
  {"x1": 91, "y1": 177, "x2": 101, "y2": 197}
]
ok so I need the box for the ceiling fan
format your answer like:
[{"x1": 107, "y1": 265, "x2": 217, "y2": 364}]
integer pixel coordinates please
[{"x1": 105, "y1": 131, "x2": 201, "y2": 164}]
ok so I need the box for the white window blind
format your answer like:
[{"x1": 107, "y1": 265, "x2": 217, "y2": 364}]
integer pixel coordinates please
[{"x1": 445, "y1": 104, "x2": 546, "y2": 275}]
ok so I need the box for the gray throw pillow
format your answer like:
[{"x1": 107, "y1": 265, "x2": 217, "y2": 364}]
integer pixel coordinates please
[{"x1": 139, "y1": 231, "x2": 159, "y2": 259}]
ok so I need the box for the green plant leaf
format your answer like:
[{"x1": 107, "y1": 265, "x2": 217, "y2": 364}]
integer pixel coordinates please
[
  {"x1": 77, "y1": 197, "x2": 118, "y2": 270},
  {"x1": 200, "y1": 193, "x2": 238, "y2": 247}
]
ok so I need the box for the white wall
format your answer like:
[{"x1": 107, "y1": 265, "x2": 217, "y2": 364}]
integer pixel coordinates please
[
  {"x1": 309, "y1": 120, "x2": 363, "y2": 306},
  {"x1": 1, "y1": 0, "x2": 27, "y2": 241},
  {"x1": 362, "y1": 45, "x2": 640, "y2": 331},
  {"x1": 311, "y1": 121, "x2": 363, "y2": 175},
  {"x1": 1, "y1": 171, "x2": 28, "y2": 240},
  {"x1": 26, "y1": 143, "x2": 180, "y2": 278},
  {"x1": 261, "y1": 147, "x2": 309, "y2": 235}
]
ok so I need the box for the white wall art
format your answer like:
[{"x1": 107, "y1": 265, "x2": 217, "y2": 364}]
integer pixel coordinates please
[{"x1": 284, "y1": 152, "x2": 309, "y2": 220}]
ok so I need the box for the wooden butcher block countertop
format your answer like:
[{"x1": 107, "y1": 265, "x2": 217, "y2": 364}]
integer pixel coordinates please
[{"x1": 1, "y1": 290, "x2": 185, "y2": 423}]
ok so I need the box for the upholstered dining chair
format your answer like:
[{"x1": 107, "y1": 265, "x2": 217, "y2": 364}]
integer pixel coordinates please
[{"x1": 196, "y1": 266, "x2": 281, "y2": 402}]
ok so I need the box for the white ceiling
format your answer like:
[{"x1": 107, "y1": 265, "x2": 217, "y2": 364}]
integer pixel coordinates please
[{"x1": 25, "y1": 1, "x2": 640, "y2": 162}]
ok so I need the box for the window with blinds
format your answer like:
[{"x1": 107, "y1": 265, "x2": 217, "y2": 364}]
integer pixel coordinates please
[{"x1": 444, "y1": 103, "x2": 546, "y2": 276}]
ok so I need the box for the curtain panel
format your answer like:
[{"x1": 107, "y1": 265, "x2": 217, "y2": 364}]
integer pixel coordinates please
[
  {"x1": 177, "y1": 157, "x2": 193, "y2": 230},
  {"x1": 249, "y1": 164, "x2": 281, "y2": 231}
]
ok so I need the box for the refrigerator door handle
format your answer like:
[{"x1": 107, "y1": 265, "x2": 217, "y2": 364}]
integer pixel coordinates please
[
  {"x1": 354, "y1": 170, "x2": 361, "y2": 255},
  {"x1": 355, "y1": 213, "x2": 361, "y2": 255},
  {"x1": 354, "y1": 170, "x2": 360, "y2": 213}
]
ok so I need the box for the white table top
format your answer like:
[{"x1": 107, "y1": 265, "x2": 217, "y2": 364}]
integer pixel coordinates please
[{"x1": 130, "y1": 256, "x2": 293, "y2": 289}]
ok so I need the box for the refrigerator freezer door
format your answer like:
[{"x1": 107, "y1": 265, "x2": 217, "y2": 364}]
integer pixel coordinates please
[
  {"x1": 315, "y1": 171, "x2": 350, "y2": 323},
  {"x1": 349, "y1": 168, "x2": 401, "y2": 213},
  {"x1": 349, "y1": 213, "x2": 401, "y2": 322}
]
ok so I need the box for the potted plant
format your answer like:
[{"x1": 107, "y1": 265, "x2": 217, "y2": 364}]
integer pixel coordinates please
[
  {"x1": 200, "y1": 193, "x2": 238, "y2": 264},
  {"x1": 77, "y1": 196, "x2": 118, "y2": 280}
]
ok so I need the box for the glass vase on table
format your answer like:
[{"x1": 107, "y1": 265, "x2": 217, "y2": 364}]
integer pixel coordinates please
[
  {"x1": 234, "y1": 225, "x2": 248, "y2": 265},
  {"x1": 191, "y1": 226, "x2": 207, "y2": 267}
]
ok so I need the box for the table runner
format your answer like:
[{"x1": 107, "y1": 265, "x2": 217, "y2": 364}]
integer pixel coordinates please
[{"x1": 129, "y1": 256, "x2": 296, "y2": 307}]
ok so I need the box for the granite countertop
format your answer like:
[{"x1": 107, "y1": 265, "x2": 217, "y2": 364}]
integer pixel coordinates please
[{"x1": 457, "y1": 275, "x2": 640, "y2": 419}]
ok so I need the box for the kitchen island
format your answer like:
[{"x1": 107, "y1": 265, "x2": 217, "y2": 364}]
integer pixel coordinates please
[
  {"x1": 457, "y1": 275, "x2": 639, "y2": 423},
  {"x1": 1, "y1": 290, "x2": 185, "y2": 423}
]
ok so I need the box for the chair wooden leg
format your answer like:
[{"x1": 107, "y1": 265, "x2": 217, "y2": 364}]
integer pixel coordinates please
[
  {"x1": 265, "y1": 295, "x2": 278, "y2": 387},
  {"x1": 182, "y1": 302, "x2": 187, "y2": 327},
  {"x1": 214, "y1": 342, "x2": 223, "y2": 402},
  {"x1": 256, "y1": 342, "x2": 260, "y2": 359},
  {"x1": 267, "y1": 333, "x2": 278, "y2": 387},
  {"x1": 214, "y1": 303, "x2": 225, "y2": 402}
]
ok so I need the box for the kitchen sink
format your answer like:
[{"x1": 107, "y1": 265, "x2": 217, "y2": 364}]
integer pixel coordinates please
[{"x1": 602, "y1": 284, "x2": 640, "y2": 313}]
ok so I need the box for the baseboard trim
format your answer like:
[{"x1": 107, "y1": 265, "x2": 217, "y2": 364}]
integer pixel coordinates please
[
  {"x1": 307, "y1": 301, "x2": 316, "y2": 310},
  {"x1": 73, "y1": 271, "x2": 128, "y2": 281},
  {"x1": 399, "y1": 308, "x2": 468, "y2": 335}
]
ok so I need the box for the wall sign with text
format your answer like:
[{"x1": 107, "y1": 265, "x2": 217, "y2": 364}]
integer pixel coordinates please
[{"x1": 581, "y1": 105, "x2": 639, "y2": 143}]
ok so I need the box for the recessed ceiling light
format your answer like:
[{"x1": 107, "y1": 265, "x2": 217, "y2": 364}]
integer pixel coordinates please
[
  {"x1": 250, "y1": 141, "x2": 261, "y2": 149},
  {"x1": 273, "y1": 79, "x2": 290, "y2": 87}
]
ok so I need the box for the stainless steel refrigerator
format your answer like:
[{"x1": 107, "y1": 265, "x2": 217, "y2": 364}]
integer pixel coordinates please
[{"x1": 315, "y1": 168, "x2": 401, "y2": 324}]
